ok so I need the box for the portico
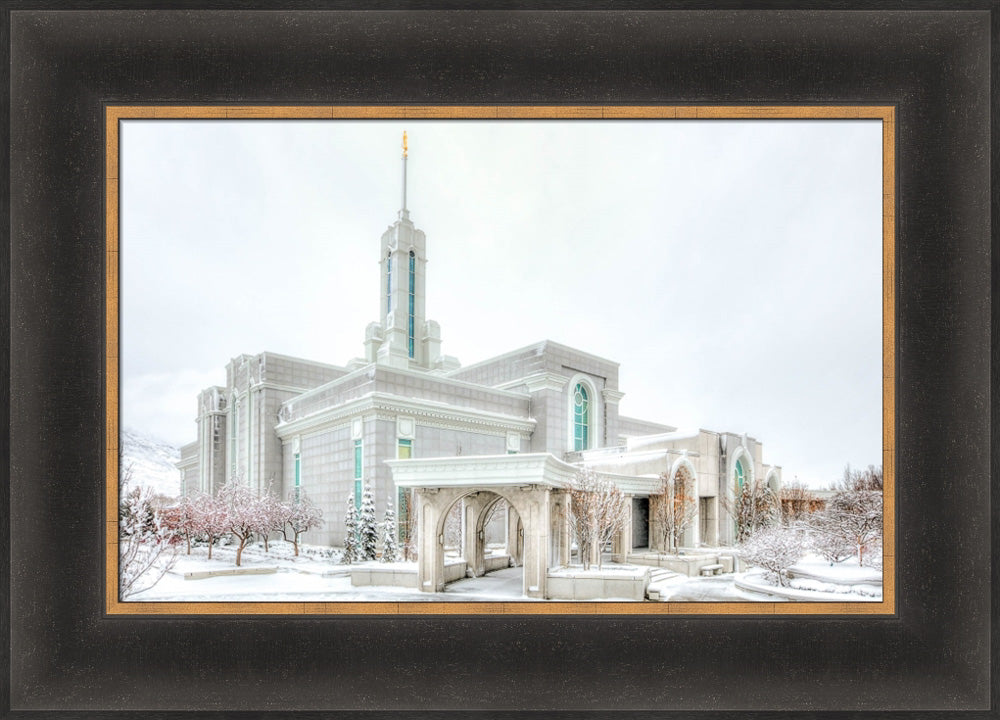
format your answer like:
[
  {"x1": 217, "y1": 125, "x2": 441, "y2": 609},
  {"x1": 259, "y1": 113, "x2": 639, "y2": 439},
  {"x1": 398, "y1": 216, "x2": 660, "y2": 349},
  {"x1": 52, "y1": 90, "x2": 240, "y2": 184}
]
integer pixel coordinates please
[{"x1": 386, "y1": 453, "x2": 577, "y2": 599}]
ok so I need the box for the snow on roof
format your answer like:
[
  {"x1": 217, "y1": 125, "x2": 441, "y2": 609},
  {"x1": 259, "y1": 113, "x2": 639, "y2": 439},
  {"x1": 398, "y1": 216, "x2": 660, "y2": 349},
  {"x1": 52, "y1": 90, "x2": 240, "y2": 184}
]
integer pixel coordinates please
[{"x1": 626, "y1": 428, "x2": 703, "y2": 451}]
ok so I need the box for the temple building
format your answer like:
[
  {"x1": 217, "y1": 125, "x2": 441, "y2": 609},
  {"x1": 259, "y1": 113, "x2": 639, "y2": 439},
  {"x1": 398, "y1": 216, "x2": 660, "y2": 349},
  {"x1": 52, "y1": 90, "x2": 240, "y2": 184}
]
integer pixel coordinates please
[{"x1": 176, "y1": 134, "x2": 782, "y2": 598}]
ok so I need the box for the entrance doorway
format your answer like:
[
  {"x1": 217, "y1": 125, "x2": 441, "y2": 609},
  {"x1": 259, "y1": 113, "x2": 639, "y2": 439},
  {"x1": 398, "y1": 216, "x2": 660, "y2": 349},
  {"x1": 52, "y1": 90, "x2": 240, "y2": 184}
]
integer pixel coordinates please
[{"x1": 631, "y1": 497, "x2": 649, "y2": 548}]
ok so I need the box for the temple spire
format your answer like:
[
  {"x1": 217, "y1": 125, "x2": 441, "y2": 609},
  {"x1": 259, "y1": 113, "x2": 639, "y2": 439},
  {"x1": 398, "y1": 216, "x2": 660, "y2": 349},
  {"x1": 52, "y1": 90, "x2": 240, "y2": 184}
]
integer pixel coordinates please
[{"x1": 400, "y1": 131, "x2": 409, "y2": 220}]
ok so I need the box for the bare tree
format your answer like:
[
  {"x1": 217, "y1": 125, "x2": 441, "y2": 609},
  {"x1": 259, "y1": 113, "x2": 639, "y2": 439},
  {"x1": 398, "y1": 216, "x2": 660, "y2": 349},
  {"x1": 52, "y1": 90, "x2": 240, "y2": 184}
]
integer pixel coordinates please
[
  {"x1": 722, "y1": 477, "x2": 778, "y2": 544},
  {"x1": 570, "y1": 469, "x2": 629, "y2": 570},
  {"x1": 651, "y1": 466, "x2": 698, "y2": 553},
  {"x1": 826, "y1": 465, "x2": 883, "y2": 567},
  {"x1": 778, "y1": 480, "x2": 816, "y2": 525},
  {"x1": 119, "y1": 466, "x2": 179, "y2": 599}
]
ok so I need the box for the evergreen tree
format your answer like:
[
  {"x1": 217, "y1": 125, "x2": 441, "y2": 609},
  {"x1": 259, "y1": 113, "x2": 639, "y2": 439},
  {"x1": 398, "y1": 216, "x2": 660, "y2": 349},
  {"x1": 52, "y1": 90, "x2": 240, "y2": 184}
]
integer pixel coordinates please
[
  {"x1": 380, "y1": 499, "x2": 398, "y2": 563},
  {"x1": 359, "y1": 483, "x2": 378, "y2": 561},
  {"x1": 343, "y1": 492, "x2": 359, "y2": 564}
]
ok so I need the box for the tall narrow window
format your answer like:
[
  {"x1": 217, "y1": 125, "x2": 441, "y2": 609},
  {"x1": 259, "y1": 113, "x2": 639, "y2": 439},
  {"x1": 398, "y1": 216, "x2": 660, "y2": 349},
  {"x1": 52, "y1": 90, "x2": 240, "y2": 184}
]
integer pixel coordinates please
[
  {"x1": 397, "y1": 487, "x2": 409, "y2": 544},
  {"x1": 573, "y1": 383, "x2": 590, "y2": 451},
  {"x1": 386, "y1": 254, "x2": 392, "y2": 319},
  {"x1": 407, "y1": 250, "x2": 415, "y2": 358},
  {"x1": 735, "y1": 459, "x2": 746, "y2": 491},
  {"x1": 294, "y1": 452, "x2": 301, "y2": 501},
  {"x1": 354, "y1": 439, "x2": 363, "y2": 510},
  {"x1": 398, "y1": 438, "x2": 412, "y2": 460},
  {"x1": 230, "y1": 398, "x2": 238, "y2": 475}
]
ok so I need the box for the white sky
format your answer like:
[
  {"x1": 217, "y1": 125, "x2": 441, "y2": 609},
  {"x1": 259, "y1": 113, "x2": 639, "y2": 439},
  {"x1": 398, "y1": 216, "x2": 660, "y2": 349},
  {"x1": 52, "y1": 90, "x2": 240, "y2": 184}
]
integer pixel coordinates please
[{"x1": 120, "y1": 119, "x2": 883, "y2": 488}]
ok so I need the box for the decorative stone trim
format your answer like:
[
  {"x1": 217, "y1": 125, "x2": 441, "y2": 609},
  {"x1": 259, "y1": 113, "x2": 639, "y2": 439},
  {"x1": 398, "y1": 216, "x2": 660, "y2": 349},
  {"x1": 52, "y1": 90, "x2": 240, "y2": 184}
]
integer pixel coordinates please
[
  {"x1": 601, "y1": 388, "x2": 625, "y2": 405},
  {"x1": 397, "y1": 415, "x2": 416, "y2": 439},
  {"x1": 521, "y1": 372, "x2": 570, "y2": 393},
  {"x1": 276, "y1": 391, "x2": 535, "y2": 439}
]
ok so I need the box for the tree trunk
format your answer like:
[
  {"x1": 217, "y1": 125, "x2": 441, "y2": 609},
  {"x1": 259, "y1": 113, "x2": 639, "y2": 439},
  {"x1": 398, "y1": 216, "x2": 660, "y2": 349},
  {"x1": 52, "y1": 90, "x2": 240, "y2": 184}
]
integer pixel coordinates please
[
  {"x1": 186, "y1": 536, "x2": 191, "y2": 555},
  {"x1": 207, "y1": 538, "x2": 213, "y2": 560},
  {"x1": 264, "y1": 535, "x2": 269, "y2": 552},
  {"x1": 293, "y1": 535, "x2": 299, "y2": 557},
  {"x1": 236, "y1": 538, "x2": 245, "y2": 567}
]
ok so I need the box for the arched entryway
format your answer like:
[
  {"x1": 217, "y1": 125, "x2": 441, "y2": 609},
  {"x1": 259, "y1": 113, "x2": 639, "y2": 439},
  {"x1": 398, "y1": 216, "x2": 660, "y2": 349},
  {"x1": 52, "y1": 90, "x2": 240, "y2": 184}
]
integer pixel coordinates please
[{"x1": 386, "y1": 453, "x2": 578, "y2": 599}]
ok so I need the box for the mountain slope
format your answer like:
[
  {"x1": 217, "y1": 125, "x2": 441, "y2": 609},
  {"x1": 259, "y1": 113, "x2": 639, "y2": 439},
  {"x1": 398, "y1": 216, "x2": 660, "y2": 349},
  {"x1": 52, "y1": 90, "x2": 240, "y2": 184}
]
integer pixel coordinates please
[{"x1": 120, "y1": 428, "x2": 181, "y2": 500}]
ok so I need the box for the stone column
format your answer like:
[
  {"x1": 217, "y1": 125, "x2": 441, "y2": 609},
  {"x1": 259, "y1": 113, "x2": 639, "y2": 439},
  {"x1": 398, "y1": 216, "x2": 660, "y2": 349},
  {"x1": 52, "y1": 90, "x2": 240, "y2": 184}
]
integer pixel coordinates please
[
  {"x1": 507, "y1": 506, "x2": 522, "y2": 566},
  {"x1": 519, "y1": 488, "x2": 550, "y2": 599},
  {"x1": 415, "y1": 490, "x2": 444, "y2": 593}
]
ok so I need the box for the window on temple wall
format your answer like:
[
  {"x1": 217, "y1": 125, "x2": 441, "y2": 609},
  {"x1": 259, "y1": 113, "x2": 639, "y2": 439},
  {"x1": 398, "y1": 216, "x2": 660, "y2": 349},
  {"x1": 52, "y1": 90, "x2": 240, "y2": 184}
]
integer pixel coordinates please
[
  {"x1": 230, "y1": 397, "x2": 238, "y2": 475},
  {"x1": 294, "y1": 453, "x2": 301, "y2": 502},
  {"x1": 386, "y1": 252, "x2": 392, "y2": 320},
  {"x1": 735, "y1": 458, "x2": 746, "y2": 491},
  {"x1": 398, "y1": 438, "x2": 412, "y2": 460},
  {"x1": 407, "y1": 250, "x2": 415, "y2": 358},
  {"x1": 397, "y1": 487, "x2": 409, "y2": 545},
  {"x1": 573, "y1": 383, "x2": 590, "y2": 451},
  {"x1": 353, "y1": 439, "x2": 363, "y2": 510}
]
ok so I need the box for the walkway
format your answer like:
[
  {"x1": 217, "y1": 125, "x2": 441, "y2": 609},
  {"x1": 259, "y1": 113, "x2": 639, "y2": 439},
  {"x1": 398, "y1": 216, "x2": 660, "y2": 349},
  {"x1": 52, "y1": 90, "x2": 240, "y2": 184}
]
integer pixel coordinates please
[{"x1": 442, "y1": 566, "x2": 526, "y2": 600}]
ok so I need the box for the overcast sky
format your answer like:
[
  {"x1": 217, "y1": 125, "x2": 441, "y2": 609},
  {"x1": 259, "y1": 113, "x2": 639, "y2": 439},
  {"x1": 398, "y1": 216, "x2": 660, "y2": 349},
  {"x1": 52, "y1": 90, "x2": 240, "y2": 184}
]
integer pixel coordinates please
[{"x1": 120, "y1": 118, "x2": 883, "y2": 488}]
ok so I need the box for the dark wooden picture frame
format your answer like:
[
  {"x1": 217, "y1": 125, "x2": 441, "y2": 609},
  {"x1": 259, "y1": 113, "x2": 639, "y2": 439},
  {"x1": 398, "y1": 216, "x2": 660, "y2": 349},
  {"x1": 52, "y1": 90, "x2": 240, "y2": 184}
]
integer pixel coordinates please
[{"x1": 5, "y1": 4, "x2": 994, "y2": 716}]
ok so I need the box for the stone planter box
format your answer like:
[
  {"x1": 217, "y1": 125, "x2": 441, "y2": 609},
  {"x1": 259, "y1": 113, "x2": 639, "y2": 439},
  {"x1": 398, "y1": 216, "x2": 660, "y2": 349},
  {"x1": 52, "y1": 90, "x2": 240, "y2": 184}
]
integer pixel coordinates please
[
  {"x1": 350, "y1": 565, "x2": 419, "y2": 588},
  {"x1": 184, "y1": 566, "x2": 278, "y2": 580},
  {"x1": 628, "y1": 552, "x2": 734, "y2": 577},
  {"x1": 546, "y1": 568, "x2": 649, "y2": 601}
]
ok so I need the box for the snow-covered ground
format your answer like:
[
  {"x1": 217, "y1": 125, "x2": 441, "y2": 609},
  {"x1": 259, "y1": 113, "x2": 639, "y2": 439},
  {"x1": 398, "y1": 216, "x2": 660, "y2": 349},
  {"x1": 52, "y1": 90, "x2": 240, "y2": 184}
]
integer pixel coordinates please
[
  {"x1": 128, "y1": 542, "x2": 882, "y2": 604},
  {"x1": 120, "y1": 428, "x2": 181, "y2": 500}
]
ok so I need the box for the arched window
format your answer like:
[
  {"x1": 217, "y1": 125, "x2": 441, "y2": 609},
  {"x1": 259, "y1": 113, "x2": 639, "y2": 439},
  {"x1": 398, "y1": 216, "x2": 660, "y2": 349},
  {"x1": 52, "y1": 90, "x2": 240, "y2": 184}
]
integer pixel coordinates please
[
  {"x1": 734, "y1": 458, "x2": 746, "y2": 491},
  {"x1": 573, "y1": 383, "x2": 590, "y2": 451},
  {"x1": 407, "y1": 250, "x2": 415, "y2": 358}
]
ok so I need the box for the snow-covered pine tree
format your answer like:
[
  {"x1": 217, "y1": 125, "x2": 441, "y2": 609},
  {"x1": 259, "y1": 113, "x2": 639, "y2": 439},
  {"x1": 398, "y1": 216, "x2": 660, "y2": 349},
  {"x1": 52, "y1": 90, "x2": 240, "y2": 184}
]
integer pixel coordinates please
[
  {"x1": 380, "y1": 499, "x2": 397, "y2": 563},
  {"x1": 343, "y1": 492, "x2": 359, "y2": 564},
  {"x1": 359, "y1": 483, "x2": 378, "y2": 561}
]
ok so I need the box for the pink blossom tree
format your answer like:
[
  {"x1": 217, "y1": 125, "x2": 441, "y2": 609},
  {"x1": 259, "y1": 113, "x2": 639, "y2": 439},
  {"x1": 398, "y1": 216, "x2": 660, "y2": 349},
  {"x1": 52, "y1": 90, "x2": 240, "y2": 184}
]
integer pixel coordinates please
[
  {"x1": 282, "y1": 492, "x2": 324, "y2": 556},
  {"x1": 190, "y1": 492, "x2": 229, "y2": 560},
  {"x1": 218, "y1": 480, "x2": 269, "y2": 567},
  {"x1": 163, "y1": 495, "x2": 199, "y2": 555}
]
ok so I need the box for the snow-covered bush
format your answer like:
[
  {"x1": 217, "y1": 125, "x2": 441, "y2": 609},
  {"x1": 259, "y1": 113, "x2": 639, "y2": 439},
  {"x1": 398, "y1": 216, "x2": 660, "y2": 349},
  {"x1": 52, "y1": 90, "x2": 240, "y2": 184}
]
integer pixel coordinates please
[
  {"x1": 358, "y1": 483, "x2": 378, "y2": 561},
  {"x1": 342, "y1": 493, "x2": 359, "y2": 564},
  {"x1": 808, "y1": 511, "x2": 856, "y2": 564},
  {"x1": 380, "y1": 500, "x2": 398, "y2": 562},
  {"x1": 119, "y1": 470, "x2": 179, "y2": 599},
  {"x1": 738, "y1": 525, "x2": 806, "y2": 587}
]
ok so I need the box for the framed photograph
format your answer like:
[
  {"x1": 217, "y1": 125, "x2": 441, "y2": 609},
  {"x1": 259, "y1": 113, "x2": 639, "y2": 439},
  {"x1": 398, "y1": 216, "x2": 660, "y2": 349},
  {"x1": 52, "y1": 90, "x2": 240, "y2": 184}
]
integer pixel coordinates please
[
  {"x1": 6, "y1": 4, "x2": 993, "y2": 717},
  {"x1": 108, "y1": 107, "x2": 893, "y2": 616}
]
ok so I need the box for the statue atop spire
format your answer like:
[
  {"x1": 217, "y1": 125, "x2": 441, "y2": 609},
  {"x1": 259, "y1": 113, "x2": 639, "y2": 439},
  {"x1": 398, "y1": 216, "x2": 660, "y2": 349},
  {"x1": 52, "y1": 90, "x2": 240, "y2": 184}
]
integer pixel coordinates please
[{"x1": 400, "y1": 131, "x2": 409, "y2": 220}]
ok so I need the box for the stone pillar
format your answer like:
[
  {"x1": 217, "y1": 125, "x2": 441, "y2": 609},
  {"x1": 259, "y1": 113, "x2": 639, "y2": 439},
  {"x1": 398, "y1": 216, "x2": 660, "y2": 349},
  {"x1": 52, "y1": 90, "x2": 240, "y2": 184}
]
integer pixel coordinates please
[
  {"x1": 462, "y1": 494, "x2": 490, "y2": 578},
  {"x1": 560, "y1": 496, "x2": 571, "y2": 566},
  {"x1": 519, "y1": 488, "x2": 550, "y2": 599},
  {"x1": 415, "y1": 490, "x2": 444, "y2": 593},
  {"x1": 507, "y1": 507, "x2": 522, "y2": 566}
]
